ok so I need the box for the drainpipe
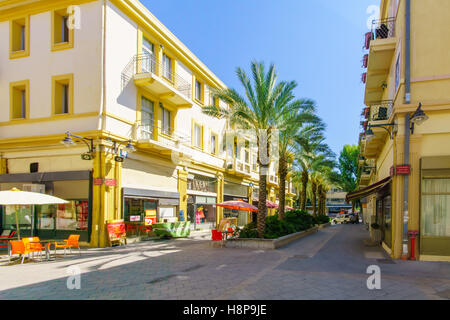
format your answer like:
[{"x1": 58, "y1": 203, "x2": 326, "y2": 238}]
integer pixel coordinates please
[{"x1": 402, "y1": 0, "x2": 411, "y2": 260}]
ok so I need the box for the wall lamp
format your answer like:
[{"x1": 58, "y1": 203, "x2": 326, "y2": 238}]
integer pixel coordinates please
[
  {"x1": 410, "y1": 103, "x2": 429, "y2": 134},
  {"x1": 365, "y1": 122, "x2": 397, "y2": 141},
  {"x1": 112, "y1": 140, "x2": 136, "y2": 162},
  {"x1": 61, "y1": 132, "x2": 95, "y2": 160}
]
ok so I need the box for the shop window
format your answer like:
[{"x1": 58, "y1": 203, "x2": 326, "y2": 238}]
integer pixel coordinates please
[
  {"x1": 36, "y1": 201, "x2": 89, "y2": 232},
  {"x1": 52, "y1": 74, "x2": 73, "y2": 115},
  {"x1": 2, "y1": 205, "x2": 33, "y2": 234},
  {"x1": 160, "y1": 103, "x2": 172, "y2": 135},
  {"x1": 10, "y1": 80, "x2": 29, "y2": 120},
  {"x1": 421, "y1": 178, "x2": 450, "y2": 237},
  {"x1": 52, "y1": 8, "x2": 74, "y2": 51},
  {"x1": 9, "y1": 16, "x2": 29, "y2": 59}
]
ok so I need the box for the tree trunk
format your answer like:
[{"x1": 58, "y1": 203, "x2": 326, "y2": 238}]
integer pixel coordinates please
[
  {"x1": 312, "y1": 180, "x2": 317, "y2": 217},
  {"x1": 317, "y1": 184, "x2": 323, "y2": 215},
  {"x1": 257, "y1": 168, "x2": 268, "y2": 238},
  {"x1": 278, "y1": 156, "x2": 288, "y2": 220},
  {"x1": 301, "y1": 171, "x2": 308, "y2": 211}
]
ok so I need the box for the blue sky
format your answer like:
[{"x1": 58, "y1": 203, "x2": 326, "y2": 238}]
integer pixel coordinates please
[{"x1": 141, "y1": 0, "x2": 377, "y2": 156}]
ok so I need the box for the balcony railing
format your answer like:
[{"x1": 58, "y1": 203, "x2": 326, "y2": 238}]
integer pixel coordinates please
[
  {"x1": 369, "y1": 100, "x2": 393, "y2": 121},
  {"x1": 135, "y1": 119, "x2": 191, "y2": 149},
  {"x1": 371, "y1": 18, "x2": 396, "y2": 40},
  {"x1": 122, "y1": 54, "x2": 192, "y2": 100}
]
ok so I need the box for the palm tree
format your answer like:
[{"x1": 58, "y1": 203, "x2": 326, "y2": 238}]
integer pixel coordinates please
[
  {"x1": 276, "y1": 100, "x2": 320, "y2": 220},
  {"x1": 202, "y1": 61, "x2": 303, "y2": 238}
]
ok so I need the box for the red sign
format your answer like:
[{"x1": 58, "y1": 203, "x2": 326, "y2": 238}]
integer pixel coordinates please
[
  {"x1": 390, "y1": 166, "x2": 394, "y2": 177},
  {"x1": 107, "y1": 220, "x2": 126, "y2": 243},
  {"x1": 396, "y1": 165, "x2": 411, "y2": 175},
  {"x1": 105, "y1": 179, "x2": 117, "y2": 187},
  {"x1": 94, "y1": 178, "x2": 103, "y2": 185}
]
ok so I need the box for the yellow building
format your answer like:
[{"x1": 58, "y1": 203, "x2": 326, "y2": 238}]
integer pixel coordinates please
[
  {"x1": 350, "y1": 0, "x2": 450, "y2": 261},
  {"x1": 0, "y1": 0, "x2": 286, "y2": 247}
]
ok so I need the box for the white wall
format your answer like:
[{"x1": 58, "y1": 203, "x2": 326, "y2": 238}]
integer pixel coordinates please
[{"x1": 0, "y1": 1, "x2": 103, "y2": 137}]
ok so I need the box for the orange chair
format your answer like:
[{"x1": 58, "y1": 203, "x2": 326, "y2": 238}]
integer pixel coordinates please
[
  {"x1": 54, "y1": 235, "x2": 81, "y2": 257},
  {"x1": 22, "y1": 237, "x2": 47, "y2": 261},
  {"x1": 10, "y1": 240, "x2": 33, "y2": 264}
]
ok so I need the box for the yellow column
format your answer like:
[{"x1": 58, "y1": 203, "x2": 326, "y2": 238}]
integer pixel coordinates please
[
  {"x1": 177, "y1": 168, "x2": 188, "y2": 221},
  {"x1": 248, "y1": 185, "x2": 253, "y2": 223},
  {"x1": 392, "y1": 134, "x2": 405, "y2": 259},
  {"x1": 90, "y1": 149, "x2": 122, "y2": 248},
  {"x1": 216, "y1": 172, "x2": 224, "y2": 228},
  {"x1": 409, "y1": 135, "x2": 422, "y2": 259},
  {"x1": 0, "y1": 158, "x2": 7, "y2": 174}
]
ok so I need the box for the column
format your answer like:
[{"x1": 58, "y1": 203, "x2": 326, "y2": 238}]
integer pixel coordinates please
[
  {"x1": 216, "y1": 172, "x2": 224, "y2": 228},
  {"x1": 90, "y1": 147, "x2": 122, "y2": 248},
  {"x1": 0, "y1": 158, "x2": 7, "y2": 174},
  {"x1": 177, "y1": 168, "x2": 188, "y2": 221},
  {"x1": 248, "y1": 185, "x2": 253, "y2": 223}
]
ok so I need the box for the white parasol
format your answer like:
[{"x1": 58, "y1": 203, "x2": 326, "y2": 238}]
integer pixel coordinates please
[{"x1": 0, "y1": 188, "x2": 68, "y2": 240}]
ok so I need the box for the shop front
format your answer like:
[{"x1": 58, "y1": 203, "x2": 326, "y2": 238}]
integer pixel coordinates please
[
  {"x1": 186, "y1": 173, "x2": 217, "y2": 230},
  {"x1": 376, "y1": 184, "x2": 392, "y2": 250},
  {"x1": 223, "y1": 194, "x2": 250, "y2": 227},
  {"x1": 122, "y1": 187, "x2": 179, "y2": 237},
  {"x1": 0, "y1": 171, "x2": 92, "y2": 242}
]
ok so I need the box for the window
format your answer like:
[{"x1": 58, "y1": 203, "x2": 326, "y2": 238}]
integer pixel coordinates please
[
  {"x1": 10, "y1": 80, "x2": 29, "y2": 120},
  {"x1": 252, "y1": 153, "x2": 258, "y2": 171},
  {"x1": 421, "y1": 179, "x2": 450, "y2": 237},
  {"x1": 142, "y1": 37, "x2": 155, "y2": 73},
  {"x1": 195, "y1": 80, "x2": 203, "y2": 102},
  {"x1": 163, "y1": 54, "x2": 172, "y2": 80},
  {"x1": 52, "y1": 74, "x2": 73, "y2": 115},
  {"x1": 9, "y1": 16, "x2": 29, "y2": 59},
  {"x1": 52, "y1": 9, "x2": 74, "y2": 51},
  {"x1": 395, "y1": 54, "x2": 400, "y2": 93},
  {"x1": 160, "y1": 104, "x2": 171, "y2": 135},
  {"x1": 193, "y1": 123, "x2": 203, "y2": 149},
  {"x1": 210, "y1": 133, "x2": 218, "y2": 155},
  {"x1": 141, "y1": 96, "x2": 154, "y2": 139}
]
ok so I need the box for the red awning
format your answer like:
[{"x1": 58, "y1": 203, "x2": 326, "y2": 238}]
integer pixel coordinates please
[{"x1": 346, "y1": 176, "x2": 392, "y2": 202}]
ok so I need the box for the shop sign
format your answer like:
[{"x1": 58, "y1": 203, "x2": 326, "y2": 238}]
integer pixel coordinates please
[
  {"x1": 130, "y1": 215, "x2": 141, "y2": 222},
  {"x1": 94, "y1": 178, "x2": 103, "y2": 185},
  {"x1": 105, "y1": 179, "x2": 117, "y2": 186},
  {"x1": 106, "y1": 220, "x2": 126, "y2": 243},
  {"x1": 145, "y1": 209, "x2": 157, "y2": 226},
  {"x1": 396, "y1": 165, "x2": 411, "y2": 175}
]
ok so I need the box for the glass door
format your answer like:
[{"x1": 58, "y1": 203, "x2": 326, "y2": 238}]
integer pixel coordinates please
[{"x1": 142, "y1": 37, "x2": 155, "y2": 73}]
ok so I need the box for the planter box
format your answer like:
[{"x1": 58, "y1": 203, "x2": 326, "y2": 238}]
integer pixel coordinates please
[{"x1": 225, "y1": 226, "x2": 319, "y2": 250}]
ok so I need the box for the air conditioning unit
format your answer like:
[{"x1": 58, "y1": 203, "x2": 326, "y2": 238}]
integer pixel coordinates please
[{"x1": 22, "y1": 184, "x2": 45, "y2": 194}]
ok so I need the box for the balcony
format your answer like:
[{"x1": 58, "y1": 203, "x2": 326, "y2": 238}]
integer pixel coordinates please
[
  {"x1": 225, "y1": 157, "x2": 251, "y2": 177},
  {"x1": 364, "y1": 18, "x2": 397, "y2": 105},
  {"x1": 135, "y1": 119, "x2": 193, "y2": 159},
  {"x1": 369, "y1": 100, "x2": 393, "y2": 123},
  {"x1": 122, "y1": 54, "x2": 193, "y2": 108},
  {"x1": 268, "y1": 174, "x2": 279, "y2": 186},
  {"x1": 361, "y1": 102, "x2": 393, "y2": 158}
]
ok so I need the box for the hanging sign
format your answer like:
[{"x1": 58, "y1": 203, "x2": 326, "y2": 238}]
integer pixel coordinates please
[
  {"x1": 105, "y1": 179, "x2": 117, "y2": 187},
  {"x1": 396, "y1": 165, "x2": 411, "y2": 175}
]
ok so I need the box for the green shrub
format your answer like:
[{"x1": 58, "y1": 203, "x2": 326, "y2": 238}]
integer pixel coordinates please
[
  {"x1": 314, "y1": 215, "x2": 331, "y2": 225},
  {"x1": 238, "y1": 209, "x2": 316, "y2": 239}
]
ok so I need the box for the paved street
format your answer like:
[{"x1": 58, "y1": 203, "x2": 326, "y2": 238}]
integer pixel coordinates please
[{"x1": 0, "y1": 225, "x2": 449, "y2": 300}]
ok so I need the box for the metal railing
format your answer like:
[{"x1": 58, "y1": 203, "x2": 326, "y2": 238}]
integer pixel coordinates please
[
  {"x1": 370, "y1": 100, "x2": 393, "y2": 121},
  {"x1": 135, "y1": 119, "x2": 191, "y2": 147},
  {"x1": 372, "y1": 18, "x2": 396, "y2": 40},
  {"x1": 122, "y1": 54, "x2": 192, "y2": 100}
]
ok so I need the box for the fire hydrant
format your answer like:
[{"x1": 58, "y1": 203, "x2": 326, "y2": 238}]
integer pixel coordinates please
[{"x1": 408, "y1": 230, "x2": 419, "y2": 260}]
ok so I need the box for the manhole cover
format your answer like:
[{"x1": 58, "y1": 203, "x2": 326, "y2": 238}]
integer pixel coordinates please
[{"x1": 376, "y1": 259, "x2": 396, "y2": 264}]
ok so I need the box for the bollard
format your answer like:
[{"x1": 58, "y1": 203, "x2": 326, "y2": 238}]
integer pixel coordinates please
[{"x1": 408, "y1": 230, "x2": 419, "y2": 261}]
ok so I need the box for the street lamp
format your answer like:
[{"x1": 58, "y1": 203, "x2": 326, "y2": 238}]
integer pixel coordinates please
[
  {"x1": 112, "y1": 140, "x2": 136, "y2": 162},
  {"x1": 61, "y1": 132, "x2": 95, "y2": 160},
  {"x1": 410, "y1": 103, "x2": 429, "y2": 133}
]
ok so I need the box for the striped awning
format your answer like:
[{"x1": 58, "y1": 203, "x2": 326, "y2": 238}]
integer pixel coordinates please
[{"x1": 346, "y1": 176, "x2": 392, "y2": 202}]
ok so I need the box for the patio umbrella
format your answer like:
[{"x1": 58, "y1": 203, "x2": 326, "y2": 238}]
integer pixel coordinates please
[
  {"x1": 285, "y1": 206, "x2": 294, "y2": 211},
  {"x1": 216, "y1": 201, "x2": 258, "y2": 212},
  {"x1": 0, "y1": 188, "x2": 68, "y2": 240},
  {"x1": 266, "y1": 200, "x2": 278, "y2": 209}
]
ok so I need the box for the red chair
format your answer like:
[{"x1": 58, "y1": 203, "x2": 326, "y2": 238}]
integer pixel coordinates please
[
  {"x1": 0, "y1": 230, "x2": 16, "y2": 248},
  {"x1": 211, "y1": 229, "x2": 223, "y2": 241}
]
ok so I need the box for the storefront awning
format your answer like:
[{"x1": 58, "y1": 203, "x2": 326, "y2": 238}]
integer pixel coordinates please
[{"x1": 346, "y1": 176, "x2": 392, "y2": 202}]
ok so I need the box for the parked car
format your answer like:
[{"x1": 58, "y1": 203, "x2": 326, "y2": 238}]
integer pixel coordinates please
[{"x1": 333, "y1": 214, "x2": 351, "y2": 224}]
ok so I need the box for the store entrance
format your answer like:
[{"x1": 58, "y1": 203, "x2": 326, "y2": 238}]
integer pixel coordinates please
[{"x1": 187, "y1": 196, "x2": 216, "y2": 230}]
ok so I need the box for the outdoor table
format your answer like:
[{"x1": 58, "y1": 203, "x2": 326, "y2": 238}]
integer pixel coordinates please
[{"x1": 29, "y1": 240, "x2": 56, "y2": 262}]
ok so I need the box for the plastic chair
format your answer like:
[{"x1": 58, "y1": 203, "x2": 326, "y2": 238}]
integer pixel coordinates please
[
  {"x1": 54, "y1": 235, "x2": 81, "y2": 257},
  {"x1": 10, "y1": 240, "x2": 29, "y2": 264},
  {"x1": 22, "y1": 237, "x2": 46, "y2": 261}
]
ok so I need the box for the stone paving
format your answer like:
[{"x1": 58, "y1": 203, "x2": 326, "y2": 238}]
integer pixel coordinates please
[{"x1": 0, "y1": 225, "x2": 449, "y2": 300}]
